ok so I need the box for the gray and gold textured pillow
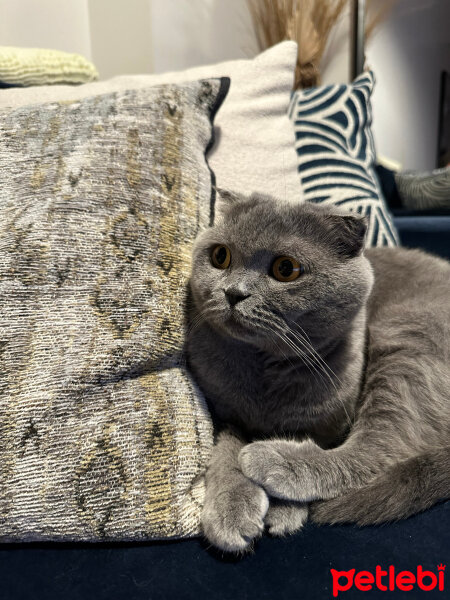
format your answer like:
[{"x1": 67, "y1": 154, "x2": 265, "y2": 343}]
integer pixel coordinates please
[{"x1": 0, "y1": 78, "x2": 229, "y2": 541}]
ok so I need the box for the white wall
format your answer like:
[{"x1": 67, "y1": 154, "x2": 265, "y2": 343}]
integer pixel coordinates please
[
  {"x1": 149, "y1": 0, "x2": 256, "y2": 73},
  {"x1": 320, "y1": 3, "x2": 351, "y2": 86},
  {"x1": 88, "y1": 0, "x2": 153, "y2": 79},
  {"x1": 0, "y1": 0, "x2": 92, "y2": 59},
  {"x1": 366, "y1": 0, "x2": 450, "y2": 171}
]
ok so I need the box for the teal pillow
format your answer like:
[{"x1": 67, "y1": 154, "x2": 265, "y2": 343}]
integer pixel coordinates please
[{"x1": 289, "y1": 71, "x2": 399, "y2": 247}]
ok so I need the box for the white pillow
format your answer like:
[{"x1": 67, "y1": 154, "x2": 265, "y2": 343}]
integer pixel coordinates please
[{"x1": 0, "y1": 42, "x2": 301, "y2": 218}]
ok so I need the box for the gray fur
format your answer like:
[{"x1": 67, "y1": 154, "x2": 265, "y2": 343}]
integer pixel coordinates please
[{"x1": 187, "y1": 191, "x2": 450, "y2": 552}]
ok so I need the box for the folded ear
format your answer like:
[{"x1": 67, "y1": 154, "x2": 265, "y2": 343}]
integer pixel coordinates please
[{"x1": 326, "y1": 214, "x2": 368, "y2": 258}]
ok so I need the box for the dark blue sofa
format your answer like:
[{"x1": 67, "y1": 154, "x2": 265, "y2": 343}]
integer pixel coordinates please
[
  {"x1": 1, "y1": 500, "x2": 449, "y2": 600},
  {"x1": 393, "y1": 210, "x2": 450, "y2": 260},
  {"x1": 1, "y1": 217, "x2": 449, "y2": 600}
]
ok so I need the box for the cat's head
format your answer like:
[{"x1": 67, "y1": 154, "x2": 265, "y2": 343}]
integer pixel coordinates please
[{"x1": 189, "y1": 191, "x2": 374, "y2": 354}]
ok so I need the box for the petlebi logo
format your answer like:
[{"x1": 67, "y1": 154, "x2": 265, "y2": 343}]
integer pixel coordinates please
[{"x1": 330, "y1": 564, "x2": 445, "y2": 597}]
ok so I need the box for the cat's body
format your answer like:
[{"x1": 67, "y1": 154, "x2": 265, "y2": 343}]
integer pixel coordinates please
[{"x1": 187, "y1": 192, "x2": 450, "y2": 552}]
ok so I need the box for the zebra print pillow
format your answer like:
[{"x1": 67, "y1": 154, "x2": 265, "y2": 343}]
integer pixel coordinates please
[{"x1": 289, "y1": 71, "x2": 399, "y2": 247}]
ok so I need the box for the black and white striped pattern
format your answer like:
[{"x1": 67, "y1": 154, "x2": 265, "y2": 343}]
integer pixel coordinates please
[{"x1": 289, "y1": 71, "x2": 399, "y2": 247}]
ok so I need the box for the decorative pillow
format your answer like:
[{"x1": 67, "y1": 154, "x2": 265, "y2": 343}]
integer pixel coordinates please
[
  {"x1": 0, "y1": 41, "x2": 301, "y2": 219},
  {"x1": 374, "y1": 164, "x2": 402, "y2": 210},
  {"x1": 289, "y1": 71, "x2": 399, "y2": 247},
  {"x1": 0, "y1": 46, "x2": 98, "y2": 87},
  {"x1": 395, "y1": 167, "x2": 450, "y2": 211},
  {"x1": 0, "y1": 78, "x2": 229, "y2": 542}
]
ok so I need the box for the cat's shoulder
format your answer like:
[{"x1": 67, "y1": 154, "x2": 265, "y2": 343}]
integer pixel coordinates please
[
  {"x1": 365, "y1": 246, "x2": 450, "y2": 278},
  {"x1": 364, "y1": 246, "x2": 450, "y2": 316}
]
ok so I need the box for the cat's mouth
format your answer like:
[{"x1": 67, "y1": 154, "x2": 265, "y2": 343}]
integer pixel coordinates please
[
  {"x1": 222, "y1": 310, "x2": 256, "y2": 337},
  {"x1": 225, "y1": 310, "x2": 248, "y2": 327}
]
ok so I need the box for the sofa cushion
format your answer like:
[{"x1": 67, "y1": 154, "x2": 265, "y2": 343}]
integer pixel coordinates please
[
  {"x1": 395, "y1": 166, "x2": 450, "y2": 211},
  {"x1": 0, "y1": 42, "x2": 301, "y2": 220},
  {"x1": 0, "y1": 78, "x2": 229, "y2": 541},
  {"x1": 289, "y1": 71, "x2": 399, "y2": 247}
]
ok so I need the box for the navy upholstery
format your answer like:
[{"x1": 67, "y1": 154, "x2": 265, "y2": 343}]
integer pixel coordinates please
[
  {"x1": 393, "y1": 214, "x2": 450, "y2": 260},
  {"x1": 1, "y1": 501, "x2": 448, "y2": 600}
]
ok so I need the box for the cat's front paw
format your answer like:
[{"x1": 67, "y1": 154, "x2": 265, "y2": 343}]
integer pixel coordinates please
[
  {"x1": 265, "y1": 500, "x2": 309, "y2": 536},
  {"x1": 201, "y1": 480, "x2": 269, "y2": 553},
  {"x1": 239, "y1": 441, "x2": 300, "y2": 499},
  {"x1": 238, "y1": 440, "x2": 326, "y2": 502}
]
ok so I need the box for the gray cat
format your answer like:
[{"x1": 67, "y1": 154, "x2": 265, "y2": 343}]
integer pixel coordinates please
[{"x1": 187, "y1": 191, "x2": 450, "y2": 553}]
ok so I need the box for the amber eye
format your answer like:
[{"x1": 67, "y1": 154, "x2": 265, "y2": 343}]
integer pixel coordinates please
[
  {"x1": 272, "y1": 256, "x2": 304, "y2": 281},
  {"x1": 211, "y1": 245, "x2": 231, "y2": 269}
]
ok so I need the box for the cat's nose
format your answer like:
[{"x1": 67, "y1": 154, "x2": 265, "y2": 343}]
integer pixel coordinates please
[{"x1": 224, "y1": 290, "x2": 250, "y2": 307}]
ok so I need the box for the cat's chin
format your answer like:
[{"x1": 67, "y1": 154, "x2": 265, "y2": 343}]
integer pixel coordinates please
[
  {"x1": 209, "y1": 313, "x2": 259, "y2": 344},
  {"x1": 224, "y1": 317, "x2": 254, "y2": 338}
]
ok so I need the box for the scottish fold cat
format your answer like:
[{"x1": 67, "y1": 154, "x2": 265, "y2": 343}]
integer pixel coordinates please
[{"x1": 187, "y1": 191, "x2": 450, "y2": 553}]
